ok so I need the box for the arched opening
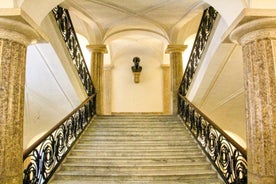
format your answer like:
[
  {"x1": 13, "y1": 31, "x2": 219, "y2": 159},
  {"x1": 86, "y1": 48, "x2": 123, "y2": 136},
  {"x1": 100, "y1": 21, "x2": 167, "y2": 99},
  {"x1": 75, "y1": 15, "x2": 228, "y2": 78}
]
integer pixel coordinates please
[{"x1": 106, "y1": 31, "x2": 168, "y2": 114}]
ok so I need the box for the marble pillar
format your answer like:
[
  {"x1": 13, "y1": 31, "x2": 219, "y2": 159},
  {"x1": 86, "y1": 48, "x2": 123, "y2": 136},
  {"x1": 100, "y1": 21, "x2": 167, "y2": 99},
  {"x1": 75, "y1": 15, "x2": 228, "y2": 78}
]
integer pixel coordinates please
[
  {"x1": 87, "y1": 44, "x2": 107, "y2": 115},
  {"x1": 166, "y1": 44, "x2": 187, "y2": 114},
  {"x1": 230, "y1": 18, "x2": 276, "y2": 184},
  {"x1": 0, "y1": 18, "x2": 38, "y2": 184},
  {"x1": 161, "y1": 64, "x2": 171, "y2": 114},
  {"x1": 103, "y1": 65, "x2": 113, "y2": 115}
]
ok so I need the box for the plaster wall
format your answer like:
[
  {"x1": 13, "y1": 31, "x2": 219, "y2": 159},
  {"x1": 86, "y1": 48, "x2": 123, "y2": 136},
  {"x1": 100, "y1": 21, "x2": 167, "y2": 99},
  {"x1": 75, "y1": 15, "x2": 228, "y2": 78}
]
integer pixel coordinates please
[
  {"x1": 186, "y1": 16, "x2": 246, "y2": 147},
  {"x1": 111, "y1": 38, "x2": 164, "y2": 113},
  {"x1": 24, "y1": 43, "x2": 81, "y2": 149},
  {"x1": 248, "y1": 0, "x2": 276, "y2": 9}
]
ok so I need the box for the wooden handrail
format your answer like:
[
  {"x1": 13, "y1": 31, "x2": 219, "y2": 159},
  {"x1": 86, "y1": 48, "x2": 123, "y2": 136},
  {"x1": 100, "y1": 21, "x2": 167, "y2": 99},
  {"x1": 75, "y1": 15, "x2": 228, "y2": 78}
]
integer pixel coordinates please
[
  {"x1": 23, "y1": 94, "x2": 96, "y2": 158},
  {"x1": 178, "y1": 93, "x2": 247, "y2": 156}
]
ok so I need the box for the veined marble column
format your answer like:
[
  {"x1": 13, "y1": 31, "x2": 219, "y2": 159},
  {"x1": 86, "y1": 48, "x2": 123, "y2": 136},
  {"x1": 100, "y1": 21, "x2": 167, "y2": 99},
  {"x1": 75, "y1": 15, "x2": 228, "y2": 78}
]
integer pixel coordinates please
[
  {"x1": 0, "y1": 18, "x2": 38, "y2": 184},
  {"x1": 161, "y1": 64, "x2": 171, "y2": 114},
  {"x1": 166, "y1": 44, "x2": 187, "y2": 114},
  {"x1": 103, "y1": 65, "x2": 113, "y2": 115},
  {"x1": 87, "y1": 44, "x2": 107, "y2": 115},
  {"x1": 230, "y1": 18, "x2": 276, "y2": 184}
]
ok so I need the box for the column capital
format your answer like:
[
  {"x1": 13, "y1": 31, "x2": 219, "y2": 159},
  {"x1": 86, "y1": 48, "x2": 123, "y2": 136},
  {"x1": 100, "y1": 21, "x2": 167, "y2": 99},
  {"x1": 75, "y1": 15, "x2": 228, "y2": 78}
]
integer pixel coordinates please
[
  {"x1": 165, "y1": 44, "x2": 187, "y2": 54},
  {"x1": 230, "y1": 17, "x2": 276, "y2": 46},
  {"x1": 87, "y1": 44, "x2": 108, "y2": 53},
  {"x1": 160, "y1": 64, "x2": 170, "y2": 69},
  {"x1": 104, "y1": 64, "x2": 113, "y2": 70},
  {"x1": 0, "y1": 17, "x2": 39, "y2": 45}
]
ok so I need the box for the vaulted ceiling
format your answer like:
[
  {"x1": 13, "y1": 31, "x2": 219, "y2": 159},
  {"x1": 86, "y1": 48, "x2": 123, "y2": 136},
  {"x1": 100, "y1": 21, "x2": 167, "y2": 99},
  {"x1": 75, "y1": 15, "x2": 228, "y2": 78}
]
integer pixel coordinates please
[{"x1": 62, "y1": 0, "x2": 205, "y2": 43}]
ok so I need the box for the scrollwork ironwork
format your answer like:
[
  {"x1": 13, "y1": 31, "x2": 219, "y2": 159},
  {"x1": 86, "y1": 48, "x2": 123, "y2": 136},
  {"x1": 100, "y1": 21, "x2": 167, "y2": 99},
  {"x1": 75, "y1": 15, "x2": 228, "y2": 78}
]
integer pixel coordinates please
[
  {"x1": 52, "y1": 6, "x2": 94, "y2": 96},
  {"x1": 178, "y1": 94, "x2": 247, "y2": 184},
  {"x1": 23, "y1": 95, "x2": 96, "y2": 184},
  {"x1": 179, "y1": 6, "x2": 218, "y2": 96}
]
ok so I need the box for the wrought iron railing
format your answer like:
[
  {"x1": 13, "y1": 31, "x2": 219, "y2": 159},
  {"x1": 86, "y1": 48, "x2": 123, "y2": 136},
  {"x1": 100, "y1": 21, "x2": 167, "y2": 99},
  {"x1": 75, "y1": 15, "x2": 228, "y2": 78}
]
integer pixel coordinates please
[
  {"x1": 23, "y1": 94, "x2": 96, "y2": 184},
  {"x1": 178, "y1": 94, "x2": 247, "y2": 184},
  {"x1": 179, "y1": 6, "x2": 218, "y2": 96},
  {"x1": 52, "y1": 6, "x2": 94, "y2": 96}
]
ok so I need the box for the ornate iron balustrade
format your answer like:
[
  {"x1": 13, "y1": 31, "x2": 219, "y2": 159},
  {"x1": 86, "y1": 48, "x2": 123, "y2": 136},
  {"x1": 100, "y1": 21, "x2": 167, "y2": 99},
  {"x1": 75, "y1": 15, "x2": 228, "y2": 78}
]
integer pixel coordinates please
[
  {"x1": 179, "y1": 6, "x2": 218, "y2": 96},
  {"x1": 23, "y1": 95, "x2": 96, "y2": 184},
  {"x1": 52, "y1": 6, "x2": 94, "y2": 96},
  {"x1": 178, "y1": 94, "x2": 247, "y2": 184}
]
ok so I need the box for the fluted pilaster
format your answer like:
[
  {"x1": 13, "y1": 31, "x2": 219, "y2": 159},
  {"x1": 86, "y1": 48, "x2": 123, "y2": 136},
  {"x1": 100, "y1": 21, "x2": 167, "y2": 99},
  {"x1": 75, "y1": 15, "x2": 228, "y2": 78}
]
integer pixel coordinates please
[
  {"x1": 166, "y1": 44, "x2": 187, "y2": 114},
  {"x1": 230, "y1": 18, "x2": 276, "y2": 184},
  {"x1": 87, "y1": 44, "x2": 107, "y2": 115},
  {"x1": 0, "y1": 18, "x2": 38, "y2": 184}
]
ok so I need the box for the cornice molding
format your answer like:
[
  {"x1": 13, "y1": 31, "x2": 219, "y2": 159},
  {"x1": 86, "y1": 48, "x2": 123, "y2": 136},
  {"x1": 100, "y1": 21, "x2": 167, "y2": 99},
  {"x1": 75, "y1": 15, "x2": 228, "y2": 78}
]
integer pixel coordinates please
[
  {"x1": 223, "y1": 8, "x2": 276, "y2": 43},
  {"x1": 230, "y1": 18, "x2": 276, "y2": 45},
  {"x1": 0, "y1": 17, "x2": 39, "y2": 45}
]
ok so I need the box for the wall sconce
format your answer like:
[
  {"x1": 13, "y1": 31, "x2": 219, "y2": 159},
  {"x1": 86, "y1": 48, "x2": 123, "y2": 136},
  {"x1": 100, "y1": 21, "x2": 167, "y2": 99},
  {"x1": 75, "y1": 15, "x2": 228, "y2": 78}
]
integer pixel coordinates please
[{"x1": 131, "y1": 57, "x2": 142, "y2": 83}]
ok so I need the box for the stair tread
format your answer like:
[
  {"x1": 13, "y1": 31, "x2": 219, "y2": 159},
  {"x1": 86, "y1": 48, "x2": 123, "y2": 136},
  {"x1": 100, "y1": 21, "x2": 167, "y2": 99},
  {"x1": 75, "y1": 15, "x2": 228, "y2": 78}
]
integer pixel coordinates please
[
  {"x1": 62, "y1": 161, "x2": 211, "y2": 167},
  {"x1": 56, "y1": 169, "x2": 217, "y2": 176},
  {"x1": 50, "y1": 179, "x2": 223, "y2": 184}
]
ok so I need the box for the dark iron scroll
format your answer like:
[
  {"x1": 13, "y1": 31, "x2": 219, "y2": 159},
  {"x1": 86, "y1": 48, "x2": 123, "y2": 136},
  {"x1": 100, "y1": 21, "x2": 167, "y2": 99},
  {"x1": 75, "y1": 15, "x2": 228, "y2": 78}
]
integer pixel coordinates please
[
  {"x1": 178, "y1": 94, "x2": 247, "y2": 184},
  {"x1": 179, "y1": 6, "x2": 218, "y2": 96},
  {"x1": 23, "y1": 95, "x2": 96, "y2": 184},
  {"x1": 52, "y1": 6, "x2": 94, "y2": 96}
]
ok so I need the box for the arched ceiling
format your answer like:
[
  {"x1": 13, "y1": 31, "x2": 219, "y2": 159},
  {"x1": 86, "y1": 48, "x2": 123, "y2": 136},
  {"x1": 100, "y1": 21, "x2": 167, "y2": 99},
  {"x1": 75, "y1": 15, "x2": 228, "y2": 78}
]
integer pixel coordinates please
[{"x1": 61, "y1": 0, "x2": 205, "y2": 44}]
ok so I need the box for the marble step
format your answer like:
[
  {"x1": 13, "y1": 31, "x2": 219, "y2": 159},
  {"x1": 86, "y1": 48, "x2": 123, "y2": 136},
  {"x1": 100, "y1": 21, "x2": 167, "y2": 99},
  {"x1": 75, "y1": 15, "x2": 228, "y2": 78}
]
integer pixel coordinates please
[
  {"x1": 95, "y1": 115, "x2": 178, "y2": 119},
  {"x1": 74, "y1": 145, "x2": 200, "y2": 151},
  {"x1": 86, "y1": 127, "x2": 185, "y2": 132},
  {"x1": 50, "y1": 178, "x2": 223, "y2": 184},
  {"x1": 93, "y1": 118, "x2": 181, "y2": 122},
  {"x1": 60, "y1": 165, "x2": 215, "y2": 176},
  {"x1": 84, "y1": 130, "x2": 188, "y2": 136},
  {"x1": 75, "y1": 142, "x2": 198, "y2": 148},
  {"x1": 53, "y1": 171, "x2": 218, "y2": 181},
  {"x1": 69, "y1": 150, "x2": 203, "y2": 157},
  {"x1": 61, "y1": 165, "x2": 211, "y2": 176},
  {"x1": 61, "y1": 160, "x2": 211, "y2": 167},
  {"x1": 81, "y1": 135, "x2": 191, "y2": 140},
  {"x1": 89, "y1": 125, "x2": 184, "y2": 129},
  {"x1": 76, "y1": 141, "x2": 194, "y2": 147},
  {"x1": 66, "y1": 153, "x2": 205, "y2": 160},
  {"x1": 92, "y1": 120, "x2": 182, "y2": 124},
  {"x1": 65, "y1": 155, "x2": 207, "y2": 165},
  {"x1": 81, "y1": 135, "x2": 192, "y2": 141},
  {"x1": 63, "y1": 160, "x2": 209, "y2": 168}
]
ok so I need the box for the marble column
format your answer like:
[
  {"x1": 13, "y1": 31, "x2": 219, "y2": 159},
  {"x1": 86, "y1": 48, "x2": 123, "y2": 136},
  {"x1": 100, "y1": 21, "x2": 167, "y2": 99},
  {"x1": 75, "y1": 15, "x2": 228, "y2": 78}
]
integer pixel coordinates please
[
  {"x1": 166, "y1": 44, "x2": 187, "y2": 114},
  {"x1": 0, "y1": 18, "x2": 38, "y2": 184},
  {"x1": 103, "y1": 64, "x2": 113, "y2": 115},
  {"x1": 230, "y1": 18, "x2": 276, "y2": 184},
  {"x1": 161, "y1": 64, "x2": 171, "y2": 114},
  {"x1": 87, "y1": 44, "x2": 107, "y2": 115}
]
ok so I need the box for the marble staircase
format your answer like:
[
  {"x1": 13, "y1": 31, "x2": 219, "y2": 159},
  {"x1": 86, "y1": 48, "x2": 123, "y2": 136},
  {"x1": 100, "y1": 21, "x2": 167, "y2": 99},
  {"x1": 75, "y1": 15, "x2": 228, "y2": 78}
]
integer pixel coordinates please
[{"x1": 50, "y1": 115, "x2": 224, "y2": 184}]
